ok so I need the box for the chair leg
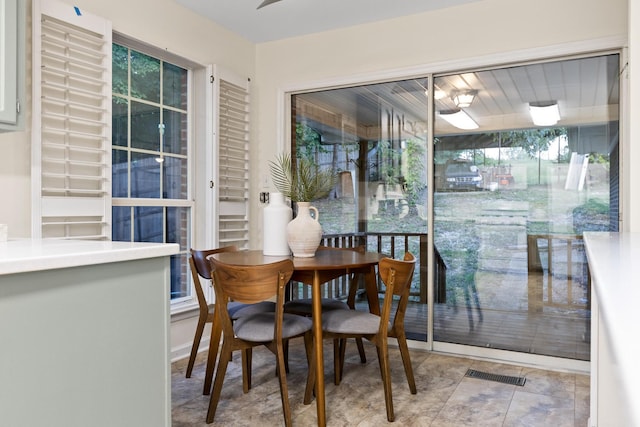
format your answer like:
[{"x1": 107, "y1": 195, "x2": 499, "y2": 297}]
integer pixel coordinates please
[
  {"x1": 337, "y1": 338, "x2": 349, "y2": 384},
  {"x1": 355, "y1": 337, "x2": 367, "y2": 364},
  {"x1": 206, "y1": 345, "x2": 231, "y2": 424},
  {"x1": 284, "y1": 338, "x2": 290, "y2": 373},
  {"x1": 377, "y1": 342, "x2": 394, "y2": 422},
  {"x1": 241, "y1": 348, "x2": 253, "y2": 393},
  {"x1": 334, "y1": 338, "x2": 365, "y2": 384},
  {"x1": 203, "y1": 318, "x2": 222, "y2": 395},
  {"x1": 396, "y1": 334, "x2": 417, "y2": 394},
  {"x1": 333, "y1": 339, "x2": 342, "y2": 385},
  {"x1": 186, "y1": 316, "x2": 207, "y2": 378},
  {"x1": 303, "y1": 332, "x2": 315, "y2": 405},
  {"x1": 275, "y1": 342, "x2": 293, "y2": 427}
]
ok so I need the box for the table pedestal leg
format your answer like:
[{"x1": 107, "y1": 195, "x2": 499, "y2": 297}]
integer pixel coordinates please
[
  {"x1": 312, "y1": 271, "x2": 326, "y2": 427},
  {"x1": 364, "y1": 266, "x2": 381, "y2": 315}
]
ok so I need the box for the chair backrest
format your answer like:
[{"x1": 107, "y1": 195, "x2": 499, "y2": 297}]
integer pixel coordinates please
[
  {"x1": 190, "y1": 246, "x2": 238, "y2": 280},
  {"x1": 378, "y1": 252, "x2": 416, "y2": 333},
  {"x1": 210, "y1": 258, "x2": 294, "y2": 305},
  {"x1": 189, "y1": 246, "x2": 238, "y2": 312},
  {"x1": 378, "y1": 252, "x2": 416, "y2": 297}
]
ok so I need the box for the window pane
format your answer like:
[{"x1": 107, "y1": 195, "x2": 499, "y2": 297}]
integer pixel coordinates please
[
  {"x1": 131, "y1": 152, "x2": 161, "y2": 198},
  {"x1": 292, "y1": 79, "x2": 429, "y2": 240},
  {"x1": 290, "y1": 79, "x2": 429, "y2": 339},
  {"x1": 170, "y1": 253, "x2": 189, "y2": 299},
  {"x1": 432, "y1": 54, "x2": 619, "y2": 361},
  {"x1": 112, "y1": 148, "x2": 129, "y2": 197},
  {"x1": 163, "y1": 109, "x2": 187, "y2": 155},
  {"x1": 131, "y1": 101, "x2": 160, "y2": 151},
  {"x1": 163, "y1": 156, "x2": 188, "y2": 199},
  {"x1": 130, "y1": 51, "x2": 160, "y2": 103},
  {"x1": 167, "y1": 207, "x2": 190, "y2": 248},
  {"x1": 112, "y1": 44, "x2": 128, "y2": 96},
  {"x1": 112, "y1": 206, "x2": 131, "y2": 240},
  {"x1": 112, "y1": 97, "x2": 128, "y2": 147},
  {"x1": 133, "y1": 206, "x2": 163, "y2": 242},
  {"x1": 163, "y1": 62, "x2": 187, "y2": 109}
]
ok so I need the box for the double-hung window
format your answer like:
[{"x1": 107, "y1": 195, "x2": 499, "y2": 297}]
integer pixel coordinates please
[{"x1": 111, "y1": 41, "x2": 192, "y2": 302}]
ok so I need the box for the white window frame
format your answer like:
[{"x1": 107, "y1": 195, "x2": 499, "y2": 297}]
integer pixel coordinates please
[{"x1": 110, "y1": 34, "x2": 199, "y2": 310}]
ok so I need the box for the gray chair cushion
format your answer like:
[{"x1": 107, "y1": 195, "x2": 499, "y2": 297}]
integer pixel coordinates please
[
  {"x1": 233, "y1": 312, "x2": 312, "y2": 342},
  {"x1": 227, "y1": 301, "x2": 276, "y2": 320},
  {"x1": 322, "y1": 309, "x2": 389, "y2": 335},
  {"x1": 284, "y1": 298, "x2": 349, "y2": 315}
]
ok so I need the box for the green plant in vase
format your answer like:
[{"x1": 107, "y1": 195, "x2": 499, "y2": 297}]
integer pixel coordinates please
[
  {"x1": 269, "y1": 153, "x2": 336, "y2": 257},
  {"x1": 269, "y1": 153, "x2": 335, "y2": 202}
]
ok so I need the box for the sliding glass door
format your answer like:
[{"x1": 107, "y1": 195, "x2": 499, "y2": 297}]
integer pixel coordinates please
[
  {"x1": 432, "y1": 54, "x2": 619, "y2": 360},
  {"x1": 289, "y1": 52, "x2": 620, "y2": 362}
]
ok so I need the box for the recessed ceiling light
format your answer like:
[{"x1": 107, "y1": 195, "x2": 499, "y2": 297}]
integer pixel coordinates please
[{"x1": 438, "y1": 109, "x2": 479, "y2": 130}]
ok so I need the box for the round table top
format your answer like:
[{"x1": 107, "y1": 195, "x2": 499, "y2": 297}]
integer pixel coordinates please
[{"x1": 210, "y1": 247, "x2": 385, "y2": 271}]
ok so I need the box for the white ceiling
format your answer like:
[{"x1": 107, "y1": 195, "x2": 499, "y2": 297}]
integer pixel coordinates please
[{"x1": 174, "y1": 0, "x2": 481, "y2": 43}]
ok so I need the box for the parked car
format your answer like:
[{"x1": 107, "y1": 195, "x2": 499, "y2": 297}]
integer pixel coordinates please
[{"x1": 441, "y1": 159, "x2": 483, "y2": 191}]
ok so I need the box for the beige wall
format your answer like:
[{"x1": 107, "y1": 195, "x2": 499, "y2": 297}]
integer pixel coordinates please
[
  {"x1": 0, "y1": 0, "x2": 255, "y2": 238},
  {"x1": 253, "y1": 0, "x2": 630, "y2": 244}
]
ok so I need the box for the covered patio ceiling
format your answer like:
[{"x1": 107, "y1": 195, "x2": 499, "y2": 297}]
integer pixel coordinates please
[{"x1": 294, "y1": 54, "x2": 620, "y2": 147}]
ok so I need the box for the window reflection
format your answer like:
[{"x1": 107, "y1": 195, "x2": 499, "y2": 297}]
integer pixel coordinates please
[{"x1": 130, "y1": 51, "x2": 160, "y2": 103}]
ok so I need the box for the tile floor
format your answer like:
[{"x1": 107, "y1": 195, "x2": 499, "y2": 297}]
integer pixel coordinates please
[{"x1": 172, "y1": 340, "x2": 590, "y2": 426}]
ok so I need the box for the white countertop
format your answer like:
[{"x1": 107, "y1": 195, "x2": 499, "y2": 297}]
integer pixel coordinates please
[
  {"x1": 0, "y1": 239, "x2": 180, "y2": 275},
  {"x1": 583, "y1": 231, "x2": 640, "y2": 424}
]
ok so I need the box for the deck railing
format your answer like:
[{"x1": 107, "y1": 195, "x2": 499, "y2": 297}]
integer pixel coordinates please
[{"x1": 288, "y1": 232, "x2": 447, "y2": 304}]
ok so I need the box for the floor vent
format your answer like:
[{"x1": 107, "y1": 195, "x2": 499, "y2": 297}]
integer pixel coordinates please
[{"x1": 464, "y1": 369, "x2": 526, "y2": 386}]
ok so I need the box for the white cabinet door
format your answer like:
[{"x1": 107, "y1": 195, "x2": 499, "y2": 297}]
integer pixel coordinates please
[{"x1": 0, "y1": 0, "x2": 24, "y2": 131}]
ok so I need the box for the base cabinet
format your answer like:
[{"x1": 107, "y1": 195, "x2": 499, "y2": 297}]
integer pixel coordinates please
[
  {"x1": 0, "y1": 254, "x2": 172, "y2": 426},
  {"x1": 585, "y1": 232, "x2": 640, "y2": 427}
]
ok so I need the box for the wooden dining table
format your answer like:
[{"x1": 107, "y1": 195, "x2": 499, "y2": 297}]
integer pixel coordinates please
[{"x1": 206, "y1": 247, "x2": 385, "y2": 427}]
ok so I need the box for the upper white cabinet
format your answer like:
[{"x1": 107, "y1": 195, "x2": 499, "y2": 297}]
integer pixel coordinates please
[{"x1": 0, "y1": 0, "x2": 25, "y2": 132}]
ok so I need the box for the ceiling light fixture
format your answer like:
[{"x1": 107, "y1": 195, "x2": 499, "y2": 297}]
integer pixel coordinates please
[
  {"x1": 452, "y1": 90, "x2": 477, "y2": 108},
  {"x1": 529, "y1": 102, "x2": 560, "y2": 126},
  {"x1": 438, "y1": 109, "x2": 479, "y2": 130}
]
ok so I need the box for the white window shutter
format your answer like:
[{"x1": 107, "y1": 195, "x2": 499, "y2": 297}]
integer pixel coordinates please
[
  {"x1": 209, "y1": 65, "x2": 250, "y2": 249},
  {"x1": 32, "y1": 0, "x2": 112, "y2": 239}
]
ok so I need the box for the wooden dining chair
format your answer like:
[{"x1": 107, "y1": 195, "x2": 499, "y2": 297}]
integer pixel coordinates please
[
  {"x1": 283, "y1": 245, "x2": 368, "y2": 370},
  {"x1": 186, "y1": 246, "x2": 275, "y2": 388},
  {"x1": 304, "y1": 252, "x2": 417, "y2": 422},
  {"x1": 206, "y1": 257, "x2": 314, "y2": 426}
]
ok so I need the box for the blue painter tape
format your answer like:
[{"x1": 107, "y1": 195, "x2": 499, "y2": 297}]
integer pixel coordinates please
[{"x1": 74, "y1": 6, "x2": 81, "y2": 16}]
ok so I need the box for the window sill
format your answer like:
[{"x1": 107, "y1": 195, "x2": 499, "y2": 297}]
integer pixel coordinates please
[{"x1": 170, "y1": 301, "x2": 199, "y2": 322}]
